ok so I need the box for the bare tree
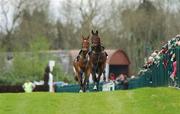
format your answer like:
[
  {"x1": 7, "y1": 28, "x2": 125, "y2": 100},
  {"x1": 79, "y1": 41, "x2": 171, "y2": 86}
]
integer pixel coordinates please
[
  {"x1": 0, "y1": 0, "x2": 50, "y2": 51},
  {"x1": 0, "y1": 0, "x2": 26, "y2": 51},
  {"x1": 57, "y1": 0, "x2": 108, "y2": 49}
]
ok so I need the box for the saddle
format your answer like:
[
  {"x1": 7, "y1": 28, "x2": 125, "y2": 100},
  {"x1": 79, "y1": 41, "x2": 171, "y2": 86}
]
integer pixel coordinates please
[
  {"x1": 89, "y1": 45, "x2": 108, "y2": 57},
  {"x1": 76, "y1": 49, "x2": 89, "y2": 62}
]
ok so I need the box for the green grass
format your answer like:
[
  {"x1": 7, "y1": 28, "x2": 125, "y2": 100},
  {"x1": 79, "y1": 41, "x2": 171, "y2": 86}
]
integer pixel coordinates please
[{"x1": 0, "y1": 87, "x2": 180, "y2": 114}]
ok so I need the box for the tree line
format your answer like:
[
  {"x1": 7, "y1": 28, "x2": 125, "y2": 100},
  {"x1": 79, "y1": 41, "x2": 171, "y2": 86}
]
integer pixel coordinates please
[{"x1": 1, "y1": 0, "x2": 180, "y2": 74}]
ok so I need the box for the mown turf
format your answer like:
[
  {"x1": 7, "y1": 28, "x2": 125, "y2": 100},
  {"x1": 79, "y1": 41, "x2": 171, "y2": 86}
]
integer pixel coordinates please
[{"x1": 0, "y1": 87, "x2": 180, "y2": 114}]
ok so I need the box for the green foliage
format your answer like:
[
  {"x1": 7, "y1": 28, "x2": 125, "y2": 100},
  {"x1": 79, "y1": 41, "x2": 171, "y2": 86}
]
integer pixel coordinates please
[
  {"x1": 53, "y1": 64, "x2": 75, "y2": 83},
  {"x1": 0, "y1": 52, "x2": 48, "y2": 85},
  {"x1": 14, "y1": 53, "x2": 48, "y2": 83},
  {"x1": 0, "y1": 36, "x2": 74, "y2": 85},
  {"x1": 0, "y1": 51, "x2": 75, "y2": 85},
  {"x1": 30, "y1": 36, "x2": 50, "y2": 51}
]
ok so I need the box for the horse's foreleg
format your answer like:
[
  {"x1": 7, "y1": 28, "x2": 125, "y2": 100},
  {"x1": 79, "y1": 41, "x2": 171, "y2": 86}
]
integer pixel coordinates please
[
  {"x1": 96, "y1": 73, "x2": 102, "y2": 91},
  {"x1": 86, "y1": 80, "x2": 89, "y2": 92},
  {"x1": 101, "y1": 63, "x2": 106, "y2": 82},
  {"x1": 83, "y1": 70, "x2": 90, "y2": 92},
  {"x1": 78, "y1": 72, "x2": 84, "y2": 92},
  {"x1": 82, "y1": 75, "x2": 86, "y2": 92}
]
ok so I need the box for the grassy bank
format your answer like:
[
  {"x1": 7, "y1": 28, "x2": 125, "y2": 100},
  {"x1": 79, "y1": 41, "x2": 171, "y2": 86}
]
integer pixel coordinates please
[{"x1": 0, "y1": 87, "x2": 180, "y2": 114}]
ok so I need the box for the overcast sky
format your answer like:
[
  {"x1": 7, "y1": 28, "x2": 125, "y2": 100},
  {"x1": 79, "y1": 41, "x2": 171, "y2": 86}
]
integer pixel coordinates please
[{"x1": 49, "y1": 0, "x2": 61, "y2": 19}]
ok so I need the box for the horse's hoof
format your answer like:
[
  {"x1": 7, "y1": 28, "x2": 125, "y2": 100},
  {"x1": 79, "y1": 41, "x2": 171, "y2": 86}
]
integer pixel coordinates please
[{"x1": 79, "y1": 90, "x2": 83, "y2": 93}]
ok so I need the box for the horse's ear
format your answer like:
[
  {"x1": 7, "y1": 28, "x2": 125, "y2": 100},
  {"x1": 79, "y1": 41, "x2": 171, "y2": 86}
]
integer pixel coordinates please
[
  {"x1": 91, "y1": 30, "x2": 95, "y2": 35},
  {"x1": 96, "y1": 30, "x2": 98, "y2": 35}
]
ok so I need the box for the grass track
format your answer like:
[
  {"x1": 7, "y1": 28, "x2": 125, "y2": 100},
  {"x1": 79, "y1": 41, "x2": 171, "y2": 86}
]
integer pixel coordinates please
[{"x1": 0, "y1": 87, "x2": 180, "y2": 114}]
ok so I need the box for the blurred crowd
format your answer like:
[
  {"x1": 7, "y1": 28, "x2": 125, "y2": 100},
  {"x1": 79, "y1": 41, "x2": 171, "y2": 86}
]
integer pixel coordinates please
[{"x1": 139, "y1": 35, "x2": 180, "y2": 87}]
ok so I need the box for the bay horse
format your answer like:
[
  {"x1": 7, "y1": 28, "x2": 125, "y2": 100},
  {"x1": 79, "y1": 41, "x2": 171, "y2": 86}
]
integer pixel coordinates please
[
  {"x1": 88, "y1": 30, "x2": 108, "y2": 91},
  {"x1": 73, "y1": 35, "x2": 91, "y2": 92}
]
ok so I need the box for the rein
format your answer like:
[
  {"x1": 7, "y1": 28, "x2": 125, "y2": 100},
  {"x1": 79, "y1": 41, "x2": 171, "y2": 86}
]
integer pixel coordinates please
[{"x1": 91, "y1": 47, "x2": 101, "y2": 73}]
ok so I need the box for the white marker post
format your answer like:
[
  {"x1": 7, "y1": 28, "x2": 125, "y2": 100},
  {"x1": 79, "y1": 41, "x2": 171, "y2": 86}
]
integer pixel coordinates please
[{"x1": 48, "y1": 60, "x2": 55, "y2": 92}]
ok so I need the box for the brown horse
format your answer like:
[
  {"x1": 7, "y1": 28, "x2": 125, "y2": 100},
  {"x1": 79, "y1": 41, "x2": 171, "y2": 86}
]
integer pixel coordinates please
[
  {"x1": 88, "y1": 30, "x2": 108, "y2": 91},
  {"x1": 73, "y1": 35, "x2": 91, "y2": 92}
]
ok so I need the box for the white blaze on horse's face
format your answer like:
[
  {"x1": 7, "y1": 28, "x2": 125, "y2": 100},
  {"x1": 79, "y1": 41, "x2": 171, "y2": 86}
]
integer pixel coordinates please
[
  {"x1": 107, "y1": 55, "x2": 109, "y2": 59},
  {"x1": 82, "y1": 39, "x2": 89, "y2": 49}
]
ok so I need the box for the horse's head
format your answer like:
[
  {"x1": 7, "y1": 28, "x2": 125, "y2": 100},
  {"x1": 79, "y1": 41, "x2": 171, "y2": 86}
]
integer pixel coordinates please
[
  {"x1": 91, "y1": 30, "x2": 101, "y2": 47},
  {"x1": 82, "y1": 35, "x2": 90, "y2": 51}
]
